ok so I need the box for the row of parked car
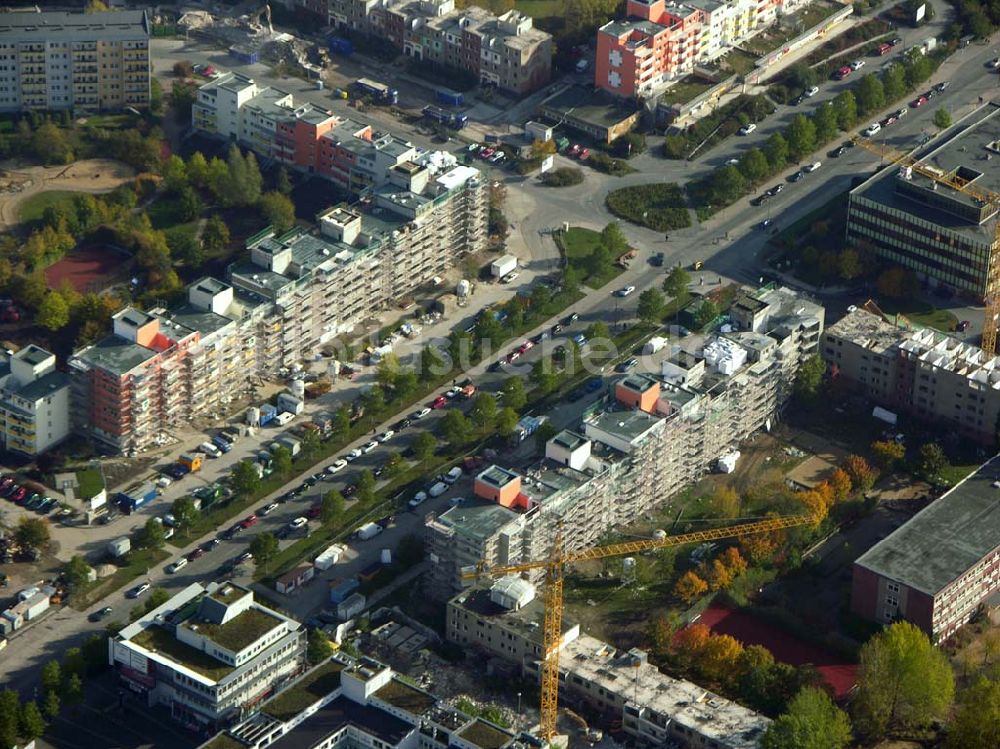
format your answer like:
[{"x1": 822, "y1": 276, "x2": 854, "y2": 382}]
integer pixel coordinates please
[{"x1": 0, "y1": 477, "x2": 58, "y2": 514}]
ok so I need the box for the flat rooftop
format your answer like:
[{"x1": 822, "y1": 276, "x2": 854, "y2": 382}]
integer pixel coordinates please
[
  {"x1": 540, "y1": 85, "x2": 639, "y2": 129},
  {"x1": 373, "y1": 678, "x2": 436, "y2": 715},
  {"x1": 452, "y1": 586, "x2": 576, "y2": 647},
  {"x1": 130, "y1": 625, "x2": 235, "y2": 681},
  {"x1": 181, "y1": 607, "x2": 282, "y2": 652},
  {"x1": 459, "y1": 718, "x2": 513, "y2": 749},
  {"x1": 825, "y1": 307, "x2": 905, "y2": 354},
  {"x1": 72, "y1": 334, "x2": 157, "y2": 376},
  {"x1": 585, "y1": 408, "x2": 662, "y2": 444},
  {"x1": 856, "y1": 458, "x2": 1000, "y2": 595},
  {"x1": 268, "y1": 695, "x2": 411, "y2": 748},
  {"x1": 0, "y1": 9, "x2": 149, "y2": 42},
  {"x1": 262, "y1": 659, "x2": 345, "y2": 721},
  {"x1": 436, "y1": 502, "x2": 520, "y2": 543}
]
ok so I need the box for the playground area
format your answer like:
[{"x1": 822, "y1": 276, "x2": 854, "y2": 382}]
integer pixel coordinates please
[
  {"x1": 44, "y1": 244, "x2": 133, "y2": 293},
  {"x1": 0, "y1": 158, "x2": 135, "y2": 229}
]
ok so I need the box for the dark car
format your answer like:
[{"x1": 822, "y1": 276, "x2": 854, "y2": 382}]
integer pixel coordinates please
[
  {"x1": 585, "y1": 377, "x2": 604, "y2": 393},
  {"x1": 616, "y1": 357, "x2": 639, "y2": 373},
  {"x1": 187, "y1": 547, "x2": 206, "y2": 562},
  {"x1": 551, "y1": 323, "x2": 564, "y2": 335},
  {"x1": 956, "y1": 320, "x2": 971, "y2": 332},
  {"x1": 651, "y1": 252, "x2": 664, "y2": 267},
  {"x1": 788, "y1": 171, "x2": 804, "y2": 182},
  {"x1": 751, "y1": 194, "x2": 770, "y2": 207},
  {"x1": 758, "y1": 219, "x2": 774, "y2": 230},
  {"x1": 89, "y1": 606, "x2": 114, "y2": 622},
  {"x1": 343, "y1": 484, "x2": 357, "y2": 497},
  {"x1": 791, "y1": 94, "x2": 806, "y2": 106},
  {"x1": 766, "y1": 184, "x2": 784, "y2": 196},
  {"x1": 567, "y1": 388, "x2": 586, "y2": 402},
  {"x1": 563, "y1": 313, "x2": 579, "y2": 325},
  {"x1": 830, "y1": 145, "x2": 848, "y2": 158}
]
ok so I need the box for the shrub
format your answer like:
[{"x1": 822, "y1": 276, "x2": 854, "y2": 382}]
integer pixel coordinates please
[
  {"x1": 540, "y1": 167, "x2": 584, "y2": 187},
  {"x1": 606, "y1": 183, "x2": 692, "y2": 231}
]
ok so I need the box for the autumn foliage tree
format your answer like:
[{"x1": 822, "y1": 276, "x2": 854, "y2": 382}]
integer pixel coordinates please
[
  {"x1": 701, "y1": 634, "x2": 745, "y2": 682},
  {"x1": 720, "y1": 547, "x2": 748, "y2": 576},
  {"x1": 843, "y1": 454, "x2": 878, "y2": 492},
  {"x1": 704, "y1": 559, "x2": 733, "y2": 591},
  {"x1": 673, "y1": 570, "x2": 708, "y2": 604},
  {"x1": 829, "y1": 468, "x2": 853, "y2": 502},
  {"x1": 871, "y1": 440, "x2": 906, "y2": 469}
]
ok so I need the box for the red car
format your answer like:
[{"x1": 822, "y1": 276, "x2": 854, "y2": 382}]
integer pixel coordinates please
[
  {"x1": 431, "y1": 395, "x2": 448, "y2": 409},
  {"x1": 11, "y1": 487, "x2": 27, "y2": 502},
  {"x1": 912, "y1": 95, "x2": 929, "y2": 107},
  {"x1": 579, "y1": 148, "x2": 591, "y2": 160},
  {"x1": 876, "y1": 42, "x2": 892, "y2": 56},
  {"x1": 506, "y1": 350, "x2": 521, "y2": 363},
  {"x1": 520, "y1": 340, "x2": 535, "y2": 352},
  {"x1": 306, "y1": 504, "x2": 322, "y2": 519},
  {"x1": 240, "y1": 513, "x2": 258, "y2": 529},
  {"x1": 187, "y1": 547, "x2": 205, "y2": 562},
  {"x1": 833, "y1": 66, "x2": 853, "y2": 80}
]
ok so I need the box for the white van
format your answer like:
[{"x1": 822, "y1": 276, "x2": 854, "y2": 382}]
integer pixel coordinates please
[
  {"x1": 408, "y1": 491, "x2": 428, "y2": 509},
  {"x1": 166, "y1": 558, "x2": 188, "y2": 574},
  {"x1": 199, "y1": 442, "x2": 221, "y2": 458},
  {"x1": 428, "y1": 482, "x2": 448, "y2": 498},
  {"x1": 444, "y1": 466, "x2": 463, "y2": 484}
]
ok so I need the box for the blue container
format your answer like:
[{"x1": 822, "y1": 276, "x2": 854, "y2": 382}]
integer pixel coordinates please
[
  {"x1": 329, "y1": 577, "x2": 360, "y2": 604},
  {"x1": 436, "y1": 89, "x2": 464, "y2": 107},
  {"x1": 328, "y1": 36, "x2": 353, "y2": 55}
]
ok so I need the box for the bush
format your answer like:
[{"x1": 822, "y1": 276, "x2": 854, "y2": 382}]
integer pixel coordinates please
[
  {"x1": 586, "y1": 151, "x2": 634, "y2": 176},
  {"x1": 606, "y1": 183, "x2": 692, "y2": 232},
  {"x1": 540, "y1": 167, "x2": 584, "y2": 187}
]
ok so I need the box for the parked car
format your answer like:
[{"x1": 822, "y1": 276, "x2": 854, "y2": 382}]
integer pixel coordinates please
[
  {"x1": 805, "y1": 85, "x2": 820, "y2": 97},
  {"x1": 804, "y1": 161, "x2": 822, "y2": 173},
  {"x1": 187, "y1": 547, "x2": 206, "y2": 562},
  {"x1": 850, "y1": 59, "x2": 866, "y2": 70},
  {"x1": 444, "y1": 466, "x2": 463, "y2": 484},
  {"x1": 166, "y1": 558, "x2": 188, "y2": 574},
  {"x1": 616, "y1": 357, "x2": 639, "y2": 373},
  {"x1": 957, "y1": 320, "x2": 971, "y2": 332},
  {"x1": 126, "y1": 582, "x2": 150, "y2": 599},
  {"x1": 738, "y1": 123, "x2": 757, "y2": 135},
  {"x1": 259, "y1": 502, "x2": 279, "y2": 516},
  {"x1": 616, "y1": 285, "x2": 636, "y2": 297},
  {"x1": 862, "y1": 122, "x2": 882, "y2": 137},
  {"x1": 346, "y1": 448, "x2": 363, "y2": 461},
  {"x1": 327, "y1": 459, "x2": 348, "y2": 475},
  {"x1": 240, "y1": 514, "x2": 258, "y2": 529},
  {"x1": 428, "y1": 482, "x2": 448, "y2": 497},
  {"x1": 413, "y1": 407, "x2": 432, "y2": 419},
  {"x1": 911, "y1": 95, "x2": 929, "y2": 108},
  {"x1": 289, "y1": 516, "x2": 308, "y2": 530},
  {"x1": 766, "y1": 184, "x2": 784, "y2": 196},
  {"x1": 89, "y1": 606, "x2": 114, "y2": 622},
  {"x1": 409, "y1": 491, "x2": 428, "y2": 509}
]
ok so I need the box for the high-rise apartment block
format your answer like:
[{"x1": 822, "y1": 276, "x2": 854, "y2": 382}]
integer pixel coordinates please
[
  {"x1": 426, "y1": 287, "x2": 824, "y2": 596},
  {"x1": 110, "y1": 582, "x2": 306, "y2": 731},
  {"x1": 822, "y1": 305, "x2": 1000, "y2": 445},
  {"x1": 595, "y1": 0, "x2": 807, "y2": 99},
  {"x1": 0, "y1": 9, "x2": 150, "y2": 113},
  {"x1": 0, "y1": 345, "x2": 71, "y2": 456},
  {"x1": 328, "y1": 0, "x2": 552, "y2": 95}
]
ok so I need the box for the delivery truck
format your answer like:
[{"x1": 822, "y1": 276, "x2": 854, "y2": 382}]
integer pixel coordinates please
[
  {"x1": 355, "y1": 78, "x2": 398, "y2": 104},
  {"x1": 356, "y1": 522, "x2": 383, "y2": 541}
]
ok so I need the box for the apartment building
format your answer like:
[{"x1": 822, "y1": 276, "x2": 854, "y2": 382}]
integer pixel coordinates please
[
  {"x1": 595, "y1": 0, "x2": 805, "y2": 99},
  {"x1": 0, "y1": 9, "x2": 150, "y2": 113},
  {"x1": 426, "y1": 286, "x2": 824, "y2": 596},
  {"x1": 199, "y1": 652, "x2": 535, "y2": 749},
  {"x1": 193, "y1": 74, "x2": 423, "y2": 193},
  {"x1": 228, "y1": 161, "x2": 487, "y2": 369},
  {"x1": 447, "y1": 582, "x2": 769, "y2": 749},
  {"x1": 821, "y1": 305, "x2": 1000, "y2": 445},
  {"x1": 0, "y1": 345, "x2": 71, "y2": 456},
  {"x1": 329, "y1": 0, "x2": 552, "y2": 95},
  {"x1": 111, "y1": 582, "x2": 305, "y2": 730},
  {"x1": 852, "y1": 457, "x2": 1000, "y2": 642},
  {"x1": 69, "y1": 282, "x2": 265, "y2": 454},
  {"x1": 846, "y1": 102, "x2": 1000, "y2": 301}
]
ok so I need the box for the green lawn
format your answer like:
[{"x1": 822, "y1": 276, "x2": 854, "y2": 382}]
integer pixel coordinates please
[
  {"x1": 877, "y1": 298, "x2": 959, "y2": 333},
  {"x1": 514, "y1": 0, "x2": 562, "y2": 19},
  {"x1": 605, "y1": 183, "x2": 692, "y2": 233},
  {"x1": 70, "y1": 547, "x2": 170, "y2": 611},
  {"x1": 722, "y1": 48, "x2": 758, "y2": 76},
  {"x1": 664, "y1": 78, "x2": 713, "y2": 105},
  {"x1": 558, "y1": 227, "x2": 626, "y2": 289},
  {"x1": 18, "y1": 190, "x2": 79, "y2": 226}
]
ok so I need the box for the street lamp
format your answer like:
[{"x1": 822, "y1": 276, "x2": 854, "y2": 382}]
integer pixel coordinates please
[{"x1": 516, "y1": 691, "x2": 522, "y2": 723}]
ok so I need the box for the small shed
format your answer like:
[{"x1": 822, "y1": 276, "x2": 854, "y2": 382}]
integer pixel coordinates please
[{"x1": 276, "y1": 564, "x2": 315, "y2": 595}]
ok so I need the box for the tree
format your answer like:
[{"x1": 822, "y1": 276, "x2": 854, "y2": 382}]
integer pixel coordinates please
[
  {"x1": 586, "y1": 320, "x2": 610, "y2": 341},
  {"x1": 63, "y1": 673, "x2": 83, "y2": 706},
  {"x1": 707, "y1": 165, "x2": 748, "y2": 205},
  {"x1": 794, "y1": 354, "x2": 825, "y2": 400},
  {"x1": 14, "y1": 517, "x2": 50, "y2": 551},
  {"x1": 763, "y1": 133, "x2": 790, "y2": 170},
  {"x1": 673, "y1": 570, "x2": 708, "y2": 604},
  {"x1": 64, "y1": 555, "x2": 92, "y2": 588},
  {"x1": 720, "y1": 546, "x2": 748, "y2": 576},
  {"x1": 663, "y1": 265, "x2": 690, "y2": 298},
  {"x1": 830, "y1": 468, "x2": 853, "y2": 502},
  {"x1": 694, "y1": 299, "x2": 720, "y2": 329},
  {"x1": 502, "y1": 378, "x2": 527, "y2": 410},
  {"x1": 813, "y1": 102, "x2": 838, "y2": 145},
  {"x1": 171, "y1": 496, "x2": 200, "y2": 529},
  {"x1": 713, "y1": 486, "x2": 740, "y2": 518},
  {"x1": 307, "y1": 628, "x2": 333, "y2": 665},
  {"x1": 947, "y1": 676, "x2": 1000, "y2": 749},
  {"x1": 18, "y1": 700, "x2": 45, "y2": 742},
  {"x1": 41, "y1": 661, "x2": 61, "y2": 695},
  {"x1": 934, "y1": 107, "x2": 952, "y2": 129},
  {"x1": 833, "y1": 91, "x2": 858, "y2": 130},
  {"x1": 470, "y1": 392, "x2": 497, "y2": 429},
  {"x1": 0, "y1": 690, "x2": 17, "y2": 749},
  {"x1": 856, "y1": 74, "x2": 885, "y2": 115},
  {"x1": 497, "y1": 407, "x2": 519, "y2": 438},
  {"x1": 918, "y1": 442, "x2": 946, "y2": 479},
  {"x1": 231, "y1": 460, "x2": 262, "y2": 496},
  {"x1": 440, "y1": 409, "x2": 472, "y2": 446},
  {"x1": 738, "y1": 148, "x2": 770, "y2": 183},
  {"x1": 412, "y1": 431, "x2": 436, "y2": 461},
  {"x1": 587, "y1": 243, "x2": 613, "y2": 279},
  {"x1": 843, "y1": 454, "x2": 878, "y2": 492},
  {"x1": 852, "y1": 621, "x2": 954, "y2": 739},
  {"x1": 355, "y1": 469, "x2": 376, "y2": 505},
  {"x1": 43, "y1": 690, "x2": 60, "y2": 720},
  {"x1": 837, "y1": 248, "x2": 862, "y2": 280},
  {"x1": 786, "y1": 114, "x2": 817, "y2": 161},
  {"x1": 321, "y1": 490, "x2": 345, "y2": 526},
  {"x1": 361, "y1": 384, "x2": 386, "y2": 416},
  {"x1": 394, "y1": 370, "x2": 418, "y2": 402},
  {"x1": 705, "y1": 558, "x2": 733, "y2": 591},
  {"x1": 32, "y1": 123, "x2": 73, "y2": 165},
  {"x1": 905, "y1": 54, "x2": 932, "y2": 88},
  {"x1": 260, "y1": 191, "x2": 296, "y2": 234},
  {"x1": 637, "y1": 288, "x2": 666, "y2": 326},
  {"x1": 787, "y1": 63, "x2": 817, "y2": 92},
  {"x1": 276, "y1": 166, "x2": 293, "y2": 195},
  {"x1": 877, "y1": 266, "x2": 919, "y2": 299},
  {"x1": 37, "y1": 292, "x2": 70, "y2": 331},
  {"x1": 202, "y1": 215, "x2": 230, "y2": 252},
  {"x1": 700, "y1": 634, "x2": 744, "y2": 682},
  {"x1": 249, "y1": 532, "x2": 279, "y2": 571},
  {"x1": 176, "y1": 185, "x2": 202, "y2": 222},
  {"x1": 271, "y1": 445, "x2": 293, "y2": 476},
  {"x1": 871, "y1": 440, "x2": 905, "y2": 469},
  {"x1": 761, "y1": 687, "x2": 852, "y2": 749},
  {"x1": 600, "y1": 221, "x2": 628, "y2": 256},
  {"x1": 162, "y1": 154, "x2": 188, "y2": 190},
  {"x1": 673, "y1": 622, "x2": 711, "y2": 662},
  {"x1": 531, "y1": 358, "x2": 560, "y2": 395},
  {"x1": 882, "y1": 63, "x2": 907, "y2": 102}
]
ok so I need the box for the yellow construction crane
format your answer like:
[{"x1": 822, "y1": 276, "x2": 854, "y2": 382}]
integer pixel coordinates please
[
  {"x1": 853, "y1": 136, "x2": 1000, "y2": 353},
  {"x1": 464, "y1": 513, "x2": 815, "y2": 741}
]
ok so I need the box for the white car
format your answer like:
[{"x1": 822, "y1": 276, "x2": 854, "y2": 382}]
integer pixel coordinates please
[
  {"x1": 327, "y1": 459, "x2": 348, "y2": 474},
  {"x1": 862, "y1": 122, "x2": 881, "y2": 137},
  {"x1": 378, "y1": 430, "x2": 395, "y2": 443},
  {"x1": 725, "y1": 157, "x2": 739, "y2": 166},
  {"x1": 895, "y1": 107, "x2": 908, "y2": 118},
  {"x1": 444, "y1": 466, "x2": 463, "y2": 484},
  {"x1": 259, "y1": 502, "x2": 279, "y2": 516},
  {"x1": 289, "y1": 517, "x2": 308, "y2": 530},
  {"x1": 445, "y1": 387, "x2": 462, "y2": 399},
  {"x1": 166, "y1": 558, "x2": 188, "y2": 574},
  {"x1": 617, "y1": 285, "x2": 636, "y2": 297},
  {"x1": 850, "y1": 60, "x2": 865, "y2": 70},
  {"x1": 127, "y1": 582, "x2": 150, "y2": 599},
  {"x1": 428, "y1": 481, "x2": 448, "y2": 498},
  {"x1": 408, "y1": 491, "x2": 428, "y2": 509},
  {"x1": 805, "y1": 86, "x2": 820, "y2": 97},
  {"x1": 362, "y1": 441, "x2": 379, "y2": 453},
  {"x1": 738, "y1": 123, "x2": 757, "y2": 135},
  {"x1": 991, "y1": 58, "x2": 1000, "y2": 69},
  {"x1": 346, "y1": 448, "x2": 363, "y2": 461},
  {"x1": 502, "y1": 272, "x2": 520, "y2": 284},
  {"x1": 413, "y1": 407, "x2": 432, "y2": 419},
  {"x1": 804, "y1": 161, "x2": 822, "y2": 173}
]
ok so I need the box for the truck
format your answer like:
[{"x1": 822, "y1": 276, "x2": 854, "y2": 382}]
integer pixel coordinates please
[
  {"x1": 422, "y1": 105, "x2": 468, "y2": 129},
  {"x1": 356, "y1": 522, "x2": 383, "y2": 541},
  {"x1": 107, "y1": 536, "x2": 131, "y2": 559},
  {"x1": 259, "y1": 403, "x2": 278, "y2": 427},
  {"x1": 491, "y1": 254, "x2": 518, "y2": 279},
  {"x1": 328, "y1": 35, "x2": 353, "y2": 56},
  {"x1": 436, "y1": 88, "x2": 464, "y2": 107},
  {"x1": 355, "y1": 78, "x2": 398, "y2": 105},
  {"x1": 178, "y1": 453, "x2": 203, "y2": 472}
]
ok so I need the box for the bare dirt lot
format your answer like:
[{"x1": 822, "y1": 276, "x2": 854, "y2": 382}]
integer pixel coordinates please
[{"x1": 0, "y1": 158, "x2": 136, "y2": 229}]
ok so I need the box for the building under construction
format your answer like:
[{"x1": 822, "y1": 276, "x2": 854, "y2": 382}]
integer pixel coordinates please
[
  {"x1": 425, "y1": 286, "x2": 825, "y2": 597},
  {"x1": 846, "y1": 101, "x2": 1000, "y2": 302}
]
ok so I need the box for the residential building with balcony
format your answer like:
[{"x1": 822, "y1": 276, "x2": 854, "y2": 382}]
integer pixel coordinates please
[
  {"x1": 846, "y1": 101, "x2": 1000, "y2": 301},
  {"x1": 595, "y1": 0, "x2": 807, "y2": 99},
  {"x1": 426, "y1": 286, "x2": 824, "y2": 596},
  {"x1": 110, "y1": 582, "x2": 305, "y2": 731},
  {"x1": 852, "y1": 457, "x2": 1000, "y2": 642},
  {"x1": 329, "y1": 0, "x2": 552, "y2": 95},
  {"x1": 0, "y1": 9, "x2": 150, "y2": 113},
  {"x1": 821, "y1": 305, "x2": 1000, "y2": 445},
  {"x1": 0, "y1": 345, "x2": 71, "y2": 456},
  {"x1": 197, "y1": 652, "x2": 535, "y2": 749}
]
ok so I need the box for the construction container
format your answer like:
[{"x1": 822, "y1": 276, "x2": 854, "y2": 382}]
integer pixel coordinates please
[
  {"x1": 24, "y1": 591, "x2": 50, "y2": 620},
  {"x1": 178, "y1": 453, "x2": 203, "y2": 472},
  {"x1": 118, "y1": 482, "x2": 157, "y2": 512},
  {"x1": 277, "y1": 392, "x2": 305, "y2": 415},
  {"x1": 436, "y1": 88, "x2": 464, "y2": 107},
  {"x1": 107, "y1": 536, "x2": 131, "y2": 558},
  {"x1": 314, "y1": 544, "x2": 344, "y2": 571},
  {"x1": 276, "y1": 435, "x2": 301, "y2": 456},
  {"x1": 328, "y1": 36, "x2": 353, "y2": 55},
  {"x1": 229, "y1": 45, "x2": 259, "y2": 65},
  {"x1": 259, "y1": 403, "x2": 278, "y2": 427},
  {"x1": 329, "y1": 577, "x2": 359, "y2": 604},
  {"x1": 358, "y1": 561, "x2": 382, "y2": 582},
  {"x1": 336, "y1": 592, "x2": 366, "y2": 620},
  {"x1": 491, "y1": 255, "x2": 518, "y2": 279},
  {"x1": 276, "y1": 564, "x2": 315, "y2": 595}
]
